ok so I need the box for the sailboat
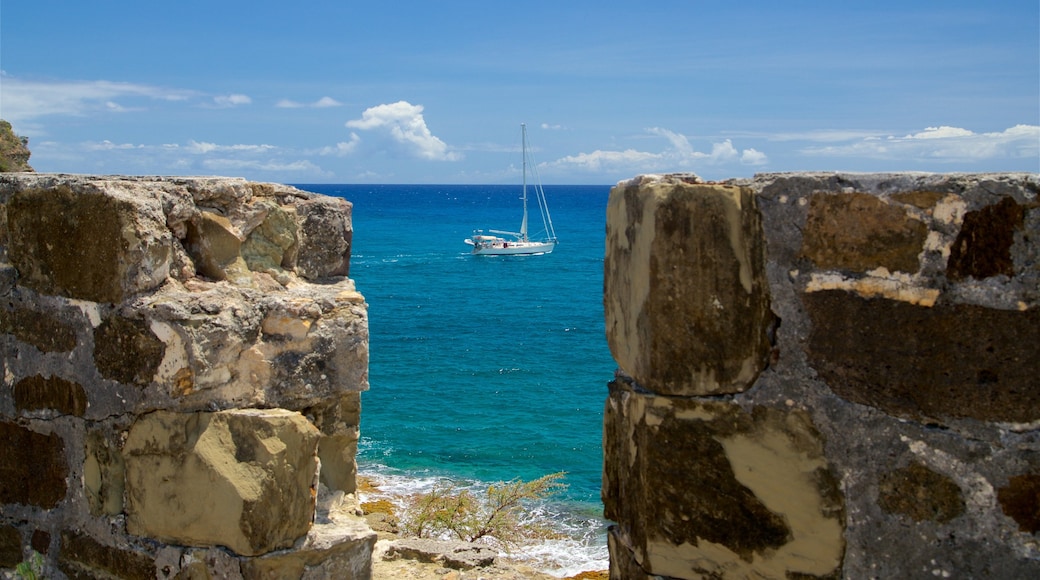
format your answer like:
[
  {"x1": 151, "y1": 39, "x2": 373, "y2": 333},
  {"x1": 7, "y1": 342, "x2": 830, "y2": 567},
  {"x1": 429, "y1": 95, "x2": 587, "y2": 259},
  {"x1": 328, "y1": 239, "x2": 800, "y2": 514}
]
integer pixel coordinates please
[{"x1": 465, "y1": 124, "x2": 558, "y2": 255}]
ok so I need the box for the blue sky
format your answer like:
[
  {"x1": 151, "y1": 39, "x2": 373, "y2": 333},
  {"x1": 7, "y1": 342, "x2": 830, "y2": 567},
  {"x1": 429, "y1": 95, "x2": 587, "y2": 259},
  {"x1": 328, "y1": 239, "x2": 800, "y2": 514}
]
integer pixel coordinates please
[{"x1": 2, "y1": 0, "x2": 1037, "y2": 184}]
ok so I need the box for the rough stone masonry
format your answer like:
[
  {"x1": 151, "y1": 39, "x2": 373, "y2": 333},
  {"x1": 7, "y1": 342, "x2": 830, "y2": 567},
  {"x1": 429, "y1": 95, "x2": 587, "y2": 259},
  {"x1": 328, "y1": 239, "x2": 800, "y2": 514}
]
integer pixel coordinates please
[
  {"x1": 0, "y1": 174, "x2": 375, "y2": 578},
  {"x1": 603, "y1": 172, "x2": 1039, "y2": 579}
]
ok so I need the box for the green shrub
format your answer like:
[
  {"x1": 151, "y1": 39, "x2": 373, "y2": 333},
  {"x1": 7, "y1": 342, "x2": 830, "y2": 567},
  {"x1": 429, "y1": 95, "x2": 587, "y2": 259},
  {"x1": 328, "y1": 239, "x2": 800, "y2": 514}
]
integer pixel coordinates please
[{"x1": 400, "y1": 472, "x2": 567, "y2": 549}]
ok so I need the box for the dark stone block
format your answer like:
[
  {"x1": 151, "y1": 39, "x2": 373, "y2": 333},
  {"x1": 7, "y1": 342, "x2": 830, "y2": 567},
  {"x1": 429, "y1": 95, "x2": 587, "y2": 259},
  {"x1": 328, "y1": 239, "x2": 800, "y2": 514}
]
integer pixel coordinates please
[
  {"x1": 58, "y1": 531, "x2": 155, "y2": 580},
  {"x1": 948, "y1": 196, "x2": 1026, "y2": 280},
  {"x1": 93, "y1": 315, "x2": 164, "y2": 386},
  {"x1": 7, "y1": 186, "x2": 130, "y2": 303},
  {"x1": 0, "y1": 305, "x2": 78, "y2": 353},
  {"x1": 13, "y1": 374, "x2": 87, "y2": 416},
  {"x1": 0, "y1": 422, "x2": 67, "y2": 508},
  {"x1": 878, "y1": 462, "x2": 965, "y2": 523},
  {"x1": 801, "y1": 192, "x2": 928, "y2": 274},
  {"x1": 997, "y1": 473, "x2": 1040, "y2": 533},
  {"x1": 806, "y1": 290, "x2": 1040, "y2": 424},
  {"x1": 0, "y1": 525, "x2": 22, "y2": 568}
]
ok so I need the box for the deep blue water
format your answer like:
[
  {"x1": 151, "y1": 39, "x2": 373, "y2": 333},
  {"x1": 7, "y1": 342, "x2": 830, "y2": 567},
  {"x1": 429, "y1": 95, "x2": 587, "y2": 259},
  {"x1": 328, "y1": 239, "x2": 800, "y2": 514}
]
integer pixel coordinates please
[{"x1": 296, "y1": 184, "x2": 614, "y2": 574}]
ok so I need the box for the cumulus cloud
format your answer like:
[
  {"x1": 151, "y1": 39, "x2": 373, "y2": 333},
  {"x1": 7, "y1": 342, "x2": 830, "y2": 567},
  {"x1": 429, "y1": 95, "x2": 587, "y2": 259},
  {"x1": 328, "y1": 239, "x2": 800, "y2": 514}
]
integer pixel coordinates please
[
  {"x1": 548, "y1": 128, "x2": 768, "y2": 174},
  {"x1": 345, "y1": 101, "x2": 461, "y2": 161},
  {"x1": 0, "y1": 74, "x2": 195, "y2": 123},
  {"x1": 276, "y1": 96, "x2": 343, "y2": 109},
  {"x1": 212, "y1": 94, "x2": 252, "y2": 108},
  {"x1": 801, "y1": 124, "x2": 1040, "y2": 162},
  {"x1": 317, "y1": 133, "x2": 362, "y2": 156}
]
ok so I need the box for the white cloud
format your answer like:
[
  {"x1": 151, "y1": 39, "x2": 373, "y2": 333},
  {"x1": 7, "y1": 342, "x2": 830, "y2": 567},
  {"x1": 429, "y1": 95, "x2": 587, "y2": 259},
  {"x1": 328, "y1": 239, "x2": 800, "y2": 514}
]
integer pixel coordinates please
[
  {"x1": 0, "y1": 74, "x2": 195, "y2": 123},
  {"x1": 740, "y1": 148, "x2": 769, "y2": 165},
  {"x1": 317, "y1": 133, "x2": 362, "y2": 156},
  {"x1": 548, "y1": 128, "x2": 768, "y2": 174},
  {"x1": 541, "y1": 123, "x2": 564, "y2": 130},
  {"x1": 276, "y1": 96, "x2": 342, "y2": 109},
  {"x1": 802, "y1": 124, "x2": 1040, "y2": 162},
  {"x1": 182, "y1": 140, "x2": 274, "y2": 154},
  {"x1": 345, "y1": 101, "x2": 461, "y2": 161},
  {"x1": 212, "y1": 94, "x2": 252, "y2": 108}
]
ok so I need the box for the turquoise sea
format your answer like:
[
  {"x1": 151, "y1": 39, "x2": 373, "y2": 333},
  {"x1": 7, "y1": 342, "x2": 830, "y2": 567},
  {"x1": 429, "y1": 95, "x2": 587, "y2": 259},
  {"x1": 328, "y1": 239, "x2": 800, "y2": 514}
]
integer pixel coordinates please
[{"x1": 297, "y1": 184, "x2": 615, "y2": 576}]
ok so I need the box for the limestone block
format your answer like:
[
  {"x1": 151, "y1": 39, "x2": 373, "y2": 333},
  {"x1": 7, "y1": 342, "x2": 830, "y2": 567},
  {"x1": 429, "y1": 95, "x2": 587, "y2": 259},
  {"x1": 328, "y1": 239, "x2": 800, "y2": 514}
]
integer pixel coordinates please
[
  {"x1": 6, "y1": 185, "x2": 171, "y2": 303},
  {"x1": 805, "y1": 289, "x2": 1040, "y2": 424},
  {"x1": 240, "y1": 519, "x2": 376, "y2": 579},
  {"x1": 307, "y1": 393, "x2": 362, "y2": 493},
  {"x1": 800, "y1": 192, "x2": 928, "y2": 274},
  {"x1": 185, "y1": 210, "x2": 253, "y2": 285},
  {"x1": 241, "y1": 201, "x2": 299, "y2": 281},
  {"x1": 0, "y1": 421, "x2": 67, "y2": 509},
  {"x1": 604, "y1": 174, "x2": 774, "y2": 396},
  {"x1": 123, "y1": 409, "x2": 320, "y2": 556},
  {"x1": 58, "y1": 530, "x2": 155, "y2": 580},
  {"x1": 13, "y1": 374, "x2": 87, "y2": 416},
  {"x1": 83, "y1": 429, "x2": 126, "y2": 516},
  {"x1": 295, "y1": 196, "x2": 352, "y2": 279},
  {"x1": 603, "y1": 376, "x2": 844, "y2": 579}
]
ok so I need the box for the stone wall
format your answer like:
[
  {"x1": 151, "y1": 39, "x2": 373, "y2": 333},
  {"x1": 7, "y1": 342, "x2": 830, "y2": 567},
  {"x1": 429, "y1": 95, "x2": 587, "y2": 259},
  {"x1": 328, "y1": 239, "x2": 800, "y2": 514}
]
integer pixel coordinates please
[
  {"x1": 0, "y1": 174, "x2": 375, "y2": 578},
  {"x1": 603, "y1": 172, "x2": 1040, "y2": 579}
]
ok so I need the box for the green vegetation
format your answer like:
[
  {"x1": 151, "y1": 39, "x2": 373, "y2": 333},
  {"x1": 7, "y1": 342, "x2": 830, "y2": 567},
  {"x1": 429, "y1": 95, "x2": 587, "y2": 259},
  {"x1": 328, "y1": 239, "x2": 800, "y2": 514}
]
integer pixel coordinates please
[
  {"x1": 400, "y1": 472, "x2": 567, "y2": 549},
  {"x1": 13, "y1": 550, "x2": 44, "y2": 580},
  {"x1": 0, "y1": 119, "x2": 33, "y2": 172}
]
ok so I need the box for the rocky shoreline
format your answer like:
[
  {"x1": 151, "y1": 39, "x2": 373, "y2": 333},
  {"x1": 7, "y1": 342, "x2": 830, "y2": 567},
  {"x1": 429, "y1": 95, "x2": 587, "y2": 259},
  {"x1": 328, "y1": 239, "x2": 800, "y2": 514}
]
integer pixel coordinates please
[{"x1": 359, "y1": 477, "x2": 607, "y2": 580}]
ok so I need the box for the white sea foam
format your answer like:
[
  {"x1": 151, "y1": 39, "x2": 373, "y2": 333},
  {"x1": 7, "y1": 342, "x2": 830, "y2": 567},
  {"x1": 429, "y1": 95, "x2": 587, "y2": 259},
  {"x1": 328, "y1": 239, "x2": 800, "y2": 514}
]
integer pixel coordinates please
[{"x1": 358, "y1": 466, "x2": 609, "y2": 577}]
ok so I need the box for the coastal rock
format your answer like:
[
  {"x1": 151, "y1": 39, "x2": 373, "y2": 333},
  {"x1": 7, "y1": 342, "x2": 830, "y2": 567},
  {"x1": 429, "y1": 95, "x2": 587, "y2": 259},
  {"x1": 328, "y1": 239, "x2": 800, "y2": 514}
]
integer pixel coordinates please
[
  {"x1": 123, "y1": 409, "x2": 321, "y2": 556},
  {"x1": 386, "y1": 538, "x2": 498, "y2": 570},
  {"x1": 604, "y1": 174, "x2": 774, "y2": 396}
]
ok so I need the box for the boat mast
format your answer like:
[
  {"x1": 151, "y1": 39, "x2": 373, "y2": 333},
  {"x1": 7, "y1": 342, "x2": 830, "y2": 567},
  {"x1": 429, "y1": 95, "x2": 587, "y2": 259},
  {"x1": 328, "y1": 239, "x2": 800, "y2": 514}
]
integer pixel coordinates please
[{"x1": 520, "y1": 123, "x2": 529, "y2": 242}]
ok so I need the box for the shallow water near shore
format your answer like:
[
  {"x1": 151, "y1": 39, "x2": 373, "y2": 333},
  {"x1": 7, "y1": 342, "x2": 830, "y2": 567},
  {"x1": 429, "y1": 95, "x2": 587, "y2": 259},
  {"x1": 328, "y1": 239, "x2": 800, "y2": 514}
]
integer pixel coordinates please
[{"x1": 298, "y1": 184, "x2": 615, "y2": 575}]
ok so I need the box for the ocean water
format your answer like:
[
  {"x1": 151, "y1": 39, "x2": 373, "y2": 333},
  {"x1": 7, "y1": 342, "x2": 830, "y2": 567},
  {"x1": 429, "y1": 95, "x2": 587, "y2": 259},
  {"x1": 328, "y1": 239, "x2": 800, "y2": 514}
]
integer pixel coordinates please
[{"x1": 297, "y1": 184, "x2": 615, "y2": 576}]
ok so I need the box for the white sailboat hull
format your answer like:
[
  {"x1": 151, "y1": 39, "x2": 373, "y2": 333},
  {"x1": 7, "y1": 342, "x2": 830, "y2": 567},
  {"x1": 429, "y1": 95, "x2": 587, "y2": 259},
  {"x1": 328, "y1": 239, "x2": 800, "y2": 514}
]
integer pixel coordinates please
[{"x1": 466, "y1": 238, "x2": 556, "y2": 255}]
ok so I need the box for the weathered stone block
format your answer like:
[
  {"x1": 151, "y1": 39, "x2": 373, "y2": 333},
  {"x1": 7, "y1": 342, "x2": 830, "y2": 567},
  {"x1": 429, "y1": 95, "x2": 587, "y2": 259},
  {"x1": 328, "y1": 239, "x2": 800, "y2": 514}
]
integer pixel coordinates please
[
  {"x1": 997, "y1": 473, "x2": 1040, "y2": 534},
  {"x1": 13, "y1": 374, "x2": 87, "y2": 416},
  {"x1": 58, "y1": 530, "x2": 155, "y2": 580},
  {"x1": 295, "y1": 196, "x2": 352, "y2": 279},
  {"x1": 93, "y1": 314, "x2": 165, "y2": 386},
  {"x1": 801, "y1": 192, "x2": 928, "y2": 274},
  {"x1": 242, "y1": 201, "x2": 299, "y2": 281},
  {"x1": 603, "y1": 376, "x2": 844, "y2": 579},
  {"x1": 0, "y1": 305, "x2": 77, "y2": 353},
  {"x1": 604, "y1": 175, "x2": 774, "y2": 396},
  {"x1": 240, "y1": 520, "x2": 376, "y2": 580},
  {"x1": 947, "y1": 196, "x2": 1027, "y2": 280},
  {"x1": 6, "y1": 185, "x2": 171, "y2": 302},
  {"x1": 84, "y1": 429, "x2": 126, "y2": 516},
  {"x1": 123, "y1": 409, "x2": 320, "y2": 556},
  {"x1": 806, "y1": 289, "x2": 1040, "y2": 424},
  {"x1": 877, "y1": 462, "x2": 965, "y2": 523},
  {"x1": 185, "y1": 210, "x2": 253, "y2": 285},
  {"x1": 0, "y1": 525, "x2": 21, "y2": 568},
  {"x1": 0, "y1": 422, "x2": 67, "y2": 508}
]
